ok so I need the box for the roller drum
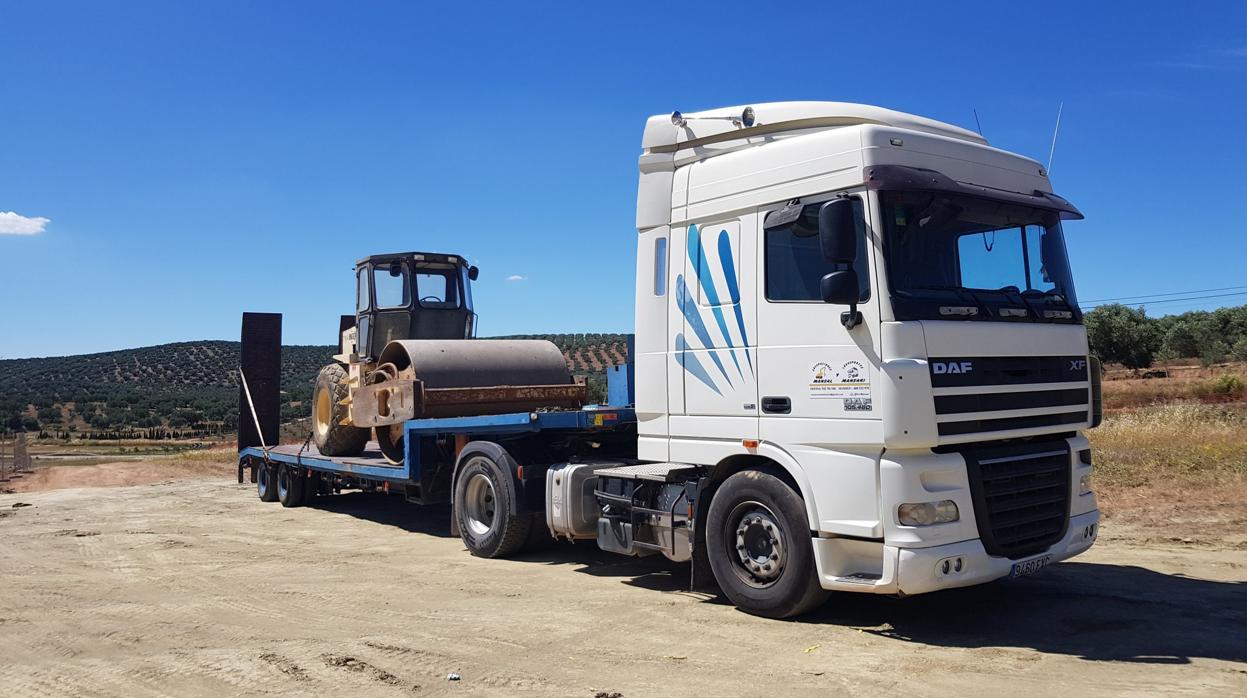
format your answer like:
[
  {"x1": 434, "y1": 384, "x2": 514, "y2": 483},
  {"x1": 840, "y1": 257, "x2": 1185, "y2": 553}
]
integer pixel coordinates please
[{"x1": 377, "y1": 339, "x2": 573, "y2": 388}]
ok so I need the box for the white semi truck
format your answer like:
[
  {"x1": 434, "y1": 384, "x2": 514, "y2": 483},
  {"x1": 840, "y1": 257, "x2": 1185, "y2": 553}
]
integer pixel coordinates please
[{"x1": 239, "y1": 101, "x2": 1102, "y2": 618}]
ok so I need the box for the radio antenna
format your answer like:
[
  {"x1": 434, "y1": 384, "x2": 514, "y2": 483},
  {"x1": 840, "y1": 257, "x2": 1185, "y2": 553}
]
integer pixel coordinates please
[
  {"x1": 1046, "y1": 101, "x2": 1063, "y2": 174},
  {"x1": 973, "y1": 108, "x2": 984, "y2": 137}
]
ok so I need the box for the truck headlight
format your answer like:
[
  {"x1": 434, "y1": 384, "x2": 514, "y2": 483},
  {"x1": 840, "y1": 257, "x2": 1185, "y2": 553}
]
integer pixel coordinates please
[
  {"x1": 898, "y1": 500, "x2": 959, "y2": 526},
  {"x1": 1079, "y1": 473, "x2": 1093, "y2": 495}
]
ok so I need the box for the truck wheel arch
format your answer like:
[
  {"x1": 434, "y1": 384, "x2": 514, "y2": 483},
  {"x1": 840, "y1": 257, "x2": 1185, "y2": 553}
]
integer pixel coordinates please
[
  {"x1": 450, "y1": 441, "x2": 528, "y2": 513},
  {"x1": 708, "y1": 450, "x2": 820, "y2": 532}
]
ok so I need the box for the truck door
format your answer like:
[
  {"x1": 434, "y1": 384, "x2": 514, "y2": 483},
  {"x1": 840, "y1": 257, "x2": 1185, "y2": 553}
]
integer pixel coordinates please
[
  {"x1": 755, "y1": 194, "x2": 880, "y2": 429},
  {"x1": 676, "y1": 218, "x2": 759, "y2": 434}
]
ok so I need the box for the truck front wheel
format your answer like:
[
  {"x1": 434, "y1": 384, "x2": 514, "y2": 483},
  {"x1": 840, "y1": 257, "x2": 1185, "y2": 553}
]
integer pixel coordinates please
[
  {"x1": 705, "y1": 468, "x2": 829, "y2": 618},
  {"x1": 453, "y1": 454, "x2": 531, "y2": 559}
]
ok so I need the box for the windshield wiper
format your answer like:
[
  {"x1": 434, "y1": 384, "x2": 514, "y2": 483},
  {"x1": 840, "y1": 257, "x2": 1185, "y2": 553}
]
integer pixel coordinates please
[
  {"x1": 910, "y1": 285, "x2": 992, "y2": 319},
  {"x1": 994, "y1": 286, "x2": 1043, "y2": 319}
]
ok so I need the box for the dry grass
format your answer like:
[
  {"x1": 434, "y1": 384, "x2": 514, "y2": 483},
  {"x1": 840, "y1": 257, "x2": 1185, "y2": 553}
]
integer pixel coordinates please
[
  {"x1": 1101, "y1": 361, "x2": 1246, "y2": 410},
  {"x1": 1089, "y1": 403, "x2": 1247, "y2": 487},
  {"x1": 1089, "y1": 402, "x2": 1247, "y2": 545}
]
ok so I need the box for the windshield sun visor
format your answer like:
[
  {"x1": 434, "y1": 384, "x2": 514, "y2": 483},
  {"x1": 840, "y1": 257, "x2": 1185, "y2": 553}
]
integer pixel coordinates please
[{"x1": 864, "y1": 165, "x2": 1083, "y2": 220}]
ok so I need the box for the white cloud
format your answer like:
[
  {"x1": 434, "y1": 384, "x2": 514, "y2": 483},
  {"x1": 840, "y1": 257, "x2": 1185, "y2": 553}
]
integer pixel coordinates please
[
  {"x1": 505, "y1": 274, "x2": 527, "y2": 282},
  {"x1": 0, "y1": 211, "x2": 50, "y2": 235}
]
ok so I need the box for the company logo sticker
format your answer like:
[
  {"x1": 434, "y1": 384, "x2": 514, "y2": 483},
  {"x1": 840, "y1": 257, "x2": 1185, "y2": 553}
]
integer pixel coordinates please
[{"x1": 810, "y1": 360, "x2": 871, "y2": 407}]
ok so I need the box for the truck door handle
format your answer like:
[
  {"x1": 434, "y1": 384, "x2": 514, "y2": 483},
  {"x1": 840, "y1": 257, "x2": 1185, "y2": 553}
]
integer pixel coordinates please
[{"x1": 761, "y1": 396, "x2": 791, "y2": 414}]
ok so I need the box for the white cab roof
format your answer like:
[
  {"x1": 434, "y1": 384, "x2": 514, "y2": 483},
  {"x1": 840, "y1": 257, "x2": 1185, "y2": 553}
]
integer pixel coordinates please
[{"x1": 641, "y1": 101, "x2": 986, "y2": 152}]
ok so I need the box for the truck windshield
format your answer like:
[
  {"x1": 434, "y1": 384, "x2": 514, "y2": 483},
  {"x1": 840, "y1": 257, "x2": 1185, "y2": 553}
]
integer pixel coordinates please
[{"x1": 880, "y1": 190, "x2": 1080, "y2": 323}]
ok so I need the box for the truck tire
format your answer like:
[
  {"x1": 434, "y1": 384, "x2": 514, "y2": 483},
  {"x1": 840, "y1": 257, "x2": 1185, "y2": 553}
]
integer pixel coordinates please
[
  {"x1": 453, "y1": 454, "x2": 531, "y2": 558},
  {"x1": 313, "y1": 363, "x2": 369, "y2": 457},
  {"x1": 705, "y1": 468, "x2": 829, "y2": 618},
  {"x1": 277, "y1": 465, "x2": 306, "y2": 508},
  {"x1": 256, "y1": 463, "x2": 279, "y2": 502}
]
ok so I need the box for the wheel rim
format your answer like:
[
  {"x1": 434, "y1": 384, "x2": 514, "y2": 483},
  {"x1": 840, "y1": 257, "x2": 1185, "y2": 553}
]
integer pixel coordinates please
[
  {"x1": 257, "y1": 466, "x2": 270, "y2": 496},
  {"x1": 463, "y1": 472, "x2": 497, "y2": 537},
  {"x1": 313, "y1": 384, "x2": 332, "y2": 439},
  {"x1": 726, "y1": 500, "x2": 787, "y2": 588},
  {"x1": 278, "y1": 467, "x2": 290, "y2": 500}
]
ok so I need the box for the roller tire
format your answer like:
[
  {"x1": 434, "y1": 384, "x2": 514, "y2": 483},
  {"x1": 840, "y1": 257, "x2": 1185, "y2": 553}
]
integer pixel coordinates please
[
  {"x1": 706, "y1": 468, "x2": 829, "y2": 618},
  {"x1": 453, "y1": 455, "x2": 530, "y2": 559},
  {"x1": 312, "y1": 363, "x2": 369, "y2": 457}
]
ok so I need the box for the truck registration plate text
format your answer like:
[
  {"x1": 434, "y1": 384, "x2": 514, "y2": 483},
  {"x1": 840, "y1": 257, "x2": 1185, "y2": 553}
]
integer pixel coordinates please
[{"x1": 1010, "y1": 555, "x2": 1052, "y2": 578}]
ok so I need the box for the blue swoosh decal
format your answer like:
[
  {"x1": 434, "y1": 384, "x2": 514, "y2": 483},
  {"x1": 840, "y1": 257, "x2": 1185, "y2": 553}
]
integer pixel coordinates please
[
  {"x1": 717, "y1": 229, "x2": 753, "y2": 374},
  {"x1": 677, "y1": 275, "x2": 732, "y2": 386},
  {"x1": 675, "y1": 333, "x2": 721, "y2": 396},
  {"x1": 687, "y1": 225, "x2": 743, "y2": 378}
]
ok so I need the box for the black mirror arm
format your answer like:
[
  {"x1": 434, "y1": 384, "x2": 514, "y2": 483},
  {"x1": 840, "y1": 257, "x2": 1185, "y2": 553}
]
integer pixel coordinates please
[{"x1": 841, "y1": 302, "x2": 862, "y2": 330}]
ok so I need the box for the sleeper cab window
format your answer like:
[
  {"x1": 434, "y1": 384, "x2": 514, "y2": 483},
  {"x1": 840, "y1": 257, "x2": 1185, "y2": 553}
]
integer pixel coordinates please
[
  {"x1": 654, "y1": 236, "x2": 668, "y2": 296},
  {"x1": 765, "y1": 197, "x2": 870, "y2": 302}
]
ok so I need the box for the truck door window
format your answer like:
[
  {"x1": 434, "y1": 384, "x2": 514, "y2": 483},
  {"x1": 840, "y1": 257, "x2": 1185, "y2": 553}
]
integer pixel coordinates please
[
  {"x1": 765, "y1": 197, "x2": 870, "y2": 302},
  {"x1": 373, "y1": 266, "x2": 409, "y2": 308}
]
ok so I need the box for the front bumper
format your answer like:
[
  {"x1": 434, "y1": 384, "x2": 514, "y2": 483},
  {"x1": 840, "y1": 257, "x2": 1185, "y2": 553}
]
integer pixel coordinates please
[{"x1": 812, "y1": 509, "x2": 1100, "y2": 594}]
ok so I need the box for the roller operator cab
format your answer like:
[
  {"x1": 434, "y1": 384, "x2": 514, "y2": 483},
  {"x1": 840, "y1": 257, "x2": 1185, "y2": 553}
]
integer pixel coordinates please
[{"x1": 630, "y1": 102, "x2": 1101, "y2": 614}]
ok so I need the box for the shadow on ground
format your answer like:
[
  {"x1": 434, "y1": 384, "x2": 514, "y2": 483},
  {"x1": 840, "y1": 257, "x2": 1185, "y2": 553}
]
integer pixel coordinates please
[{"x1": 303, "y1": 489, "x2": 1247, "y2": 666}]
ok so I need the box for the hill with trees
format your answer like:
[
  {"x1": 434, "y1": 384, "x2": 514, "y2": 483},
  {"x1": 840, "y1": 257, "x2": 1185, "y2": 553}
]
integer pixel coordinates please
[{"x1": 0, "y1": 334, "x2": 631, "y2": 436}]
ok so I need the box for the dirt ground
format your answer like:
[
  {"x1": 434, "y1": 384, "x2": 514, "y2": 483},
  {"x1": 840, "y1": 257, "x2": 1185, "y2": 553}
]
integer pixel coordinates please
[{"x1": 1, "y1": 466, "x2": 1244, "y2": 697}]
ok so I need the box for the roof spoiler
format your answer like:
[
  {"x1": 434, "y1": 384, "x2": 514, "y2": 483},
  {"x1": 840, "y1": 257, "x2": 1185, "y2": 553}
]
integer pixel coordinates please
[{"x1": 863, "y1": 165, "x2": 1083, "y2": 220}]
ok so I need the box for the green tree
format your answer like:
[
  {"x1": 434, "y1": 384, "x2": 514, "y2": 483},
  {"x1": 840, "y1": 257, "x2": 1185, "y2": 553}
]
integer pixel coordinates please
[{"x1": 1083, "y1": 304, "x2": 1161, "y2": 369}]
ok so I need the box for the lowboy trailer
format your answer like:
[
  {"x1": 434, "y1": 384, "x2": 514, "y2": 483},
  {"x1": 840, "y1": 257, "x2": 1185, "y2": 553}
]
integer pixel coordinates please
[{"x1": 238, "y1": 101, "x2": 1103, "y2": 618}]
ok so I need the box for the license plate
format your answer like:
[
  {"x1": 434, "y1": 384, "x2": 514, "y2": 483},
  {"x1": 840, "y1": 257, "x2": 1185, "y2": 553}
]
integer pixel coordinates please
[{"x1": 1010, "y1": 555, "x2": 1052, "y2": 578}]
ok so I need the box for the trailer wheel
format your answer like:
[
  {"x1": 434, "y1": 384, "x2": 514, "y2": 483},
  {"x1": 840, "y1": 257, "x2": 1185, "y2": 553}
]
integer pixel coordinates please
[
  {"x1": 313, "y1": 363, "x2": 369, "y2": 457},
  {"x1": 453, "y1": 455, "x2": 530, "y2": 558},
  {"x1": 277, "y1": 465, "x2": 306, "y2": 508},
  {"x1": 256, "y1": 463, "x2": 279, "y2": 502},
  {"x1": 706, "y1": 468, "x2": 829, "y2": 618}
]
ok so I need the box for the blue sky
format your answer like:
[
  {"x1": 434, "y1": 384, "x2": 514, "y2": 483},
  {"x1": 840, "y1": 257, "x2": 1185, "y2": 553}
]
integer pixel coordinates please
[{"x1": 2, "y1": 1, "x2": 1245, "y2": 358}]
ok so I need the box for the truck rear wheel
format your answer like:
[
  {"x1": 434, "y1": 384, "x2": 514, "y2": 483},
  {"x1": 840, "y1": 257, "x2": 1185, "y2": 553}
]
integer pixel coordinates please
[
  {"x1": 706, "y1": 468, "x2": 829, "y2": 618},
  {"x1": 256, "y1": 463, "x2": 279, "y2": 502},
  {"x1": 453, "y1": 454, "x2": 530, "y2": 558},
  {"x1": 313, "y1": 363, "x2": 369, "y2": 457}
]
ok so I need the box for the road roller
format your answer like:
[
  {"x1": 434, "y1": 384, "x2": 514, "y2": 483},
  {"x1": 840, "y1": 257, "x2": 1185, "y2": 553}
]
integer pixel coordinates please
[{"x1": 310, "y1": 251, "x2": 585, "y2": 464}]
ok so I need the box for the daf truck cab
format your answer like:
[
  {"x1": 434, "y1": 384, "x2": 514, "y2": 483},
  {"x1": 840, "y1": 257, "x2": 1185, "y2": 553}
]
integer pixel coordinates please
[{"x1": 631, "y1": 102, "x2": 1100, "y2": 612}]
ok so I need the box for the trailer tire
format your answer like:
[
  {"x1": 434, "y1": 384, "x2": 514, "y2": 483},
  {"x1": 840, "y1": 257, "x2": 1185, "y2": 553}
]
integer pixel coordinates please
[
  {"x1": 453, "y1": 454, "x2": 530, "y2": 558},
  {"x1": 277, "y1": 465, "x2": 306, "y2": 508},
  {"x1": 313, "y1": 363, "x2": 369, "y2": 457},
  {"x1": 706, "y1": 468, "x2": 829, "y2": 618},
  {"x1": 256, "y1": 463, "x2": 279, "y2": 502}
]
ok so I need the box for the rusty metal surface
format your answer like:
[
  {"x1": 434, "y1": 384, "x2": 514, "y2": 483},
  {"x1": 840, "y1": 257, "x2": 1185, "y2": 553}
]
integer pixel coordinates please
[
  {"x1": 418, "y1": 382, "x2": 586, "y2": 417},
  {"x1": 352, "y1": 381, "x2": 418, "y2": 427}
]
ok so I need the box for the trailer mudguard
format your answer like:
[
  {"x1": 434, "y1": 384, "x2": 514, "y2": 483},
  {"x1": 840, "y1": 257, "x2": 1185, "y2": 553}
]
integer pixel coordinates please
[{"x1": 449, "y1": 441, "x2": 536, "y2": 536}]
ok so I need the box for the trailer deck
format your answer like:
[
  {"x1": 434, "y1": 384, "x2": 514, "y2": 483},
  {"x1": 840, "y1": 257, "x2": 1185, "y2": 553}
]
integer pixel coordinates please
[{"x1": 238, "y1": 407, "x2": 636, "y2": 484}]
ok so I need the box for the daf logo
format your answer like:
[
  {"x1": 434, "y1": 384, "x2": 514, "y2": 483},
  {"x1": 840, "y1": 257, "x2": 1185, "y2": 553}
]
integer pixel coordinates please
[
  {"x1": 1070, "y1": 359, "x2": 1087, "y2": 371},
  {"x1": 932, "y1": 361, "x2": 973, "y2": 375}
]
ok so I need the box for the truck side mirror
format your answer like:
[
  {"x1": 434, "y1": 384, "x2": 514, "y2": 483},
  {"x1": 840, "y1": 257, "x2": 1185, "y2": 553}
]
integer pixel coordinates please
[
  {"x1": 818, "y1": 198, "x2": 857, "y2": 263},
  {"x1": 468, "y1": 265, "x2": 479, "y2": 281},
  {"x1": 818, "y1": 198, "x2": 863, "y2": 329},
  {"x1": 820, "y1": 270, "x2": 859, "y2": 305}
]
